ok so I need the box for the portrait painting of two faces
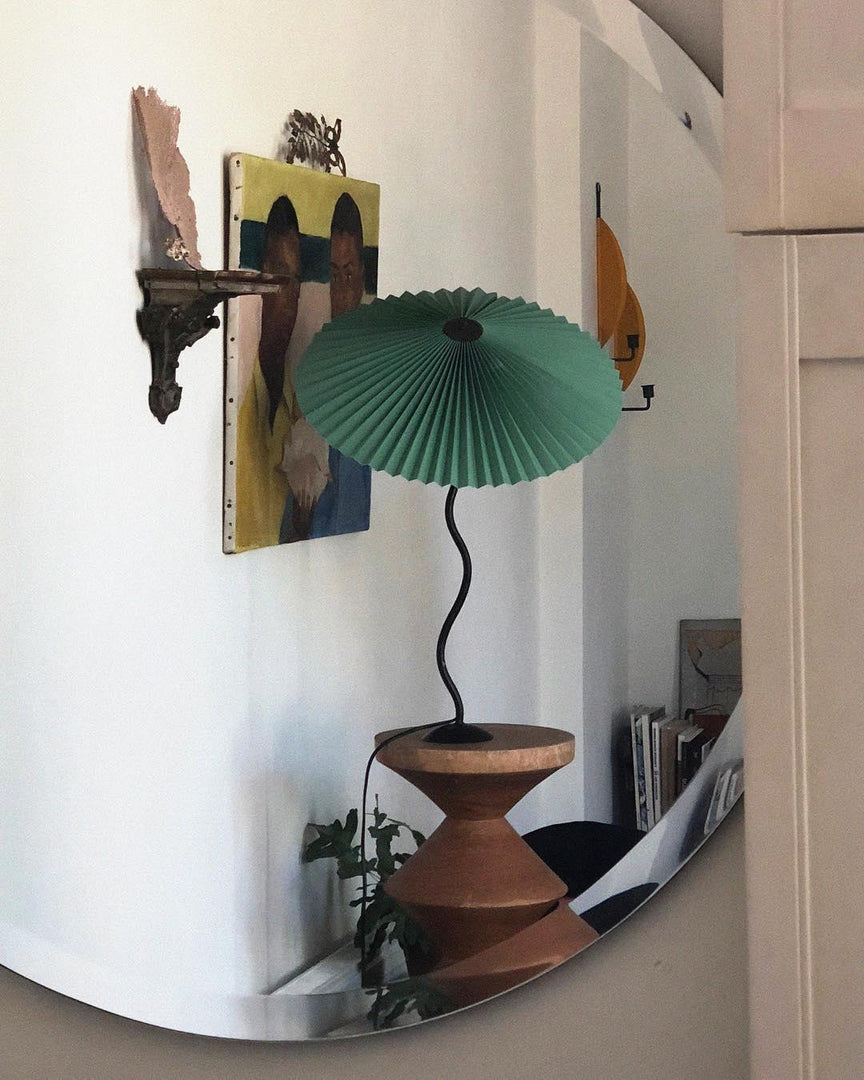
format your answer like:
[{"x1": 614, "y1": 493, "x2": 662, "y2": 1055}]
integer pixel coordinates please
[{"x1": 224, "y1": 154, "x2": 379, "y2": 553}]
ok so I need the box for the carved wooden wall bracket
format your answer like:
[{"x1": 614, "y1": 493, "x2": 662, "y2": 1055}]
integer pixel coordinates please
[{"x1": 136, "y1": 268, "x2": 289, "y2": 423}]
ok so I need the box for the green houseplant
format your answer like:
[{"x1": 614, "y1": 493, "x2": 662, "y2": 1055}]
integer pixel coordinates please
[{"x1": 303, "y1": 797, "x2": 436, "y2": 982}]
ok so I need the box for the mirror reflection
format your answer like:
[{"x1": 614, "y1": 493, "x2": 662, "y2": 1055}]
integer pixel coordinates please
[
  {"x1": 274, "y1": 20, "x2": 740, "y2": 1035},
  {"x1": 0, "y1": 0, "x2": 739, "y2": 1042}
]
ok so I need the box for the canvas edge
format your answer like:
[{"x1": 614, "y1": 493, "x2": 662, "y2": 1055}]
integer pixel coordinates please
[{"x1": 223, "y1": 153, "x2": 245, "y2": 554}]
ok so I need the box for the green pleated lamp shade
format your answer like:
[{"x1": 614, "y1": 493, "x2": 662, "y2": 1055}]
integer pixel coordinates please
[{"x1": 295, "y1": 287, "x2": 622, "y2": 488}]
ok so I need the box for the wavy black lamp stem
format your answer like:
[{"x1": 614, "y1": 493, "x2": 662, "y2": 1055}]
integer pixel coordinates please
[{"x1": 424, "y1": 486, "x2": 492, "y2": 744}]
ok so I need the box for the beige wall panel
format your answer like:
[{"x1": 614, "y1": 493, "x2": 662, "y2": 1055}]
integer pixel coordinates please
[
  {"x1": 799, "y1": 356, "x2": 864, "y2": 1080},
  {"x1": 783, "y1": 111, "x2": 864, "y2": 230},
  {"x1": 785, "y1": 0, "x2": 864, "y2": 108},
  {"x1": 797, "y1": 234, "x2": 864, "y2": 360},
  {"x1": 738, "y1": 231, "x2": 864, "y2": 1078},
  {"x1": 724, "y1": 0, "x2": 784, "y2": 230},
  {"x1": 725, "y1": 0, "x2": 864, "y2": 230}
]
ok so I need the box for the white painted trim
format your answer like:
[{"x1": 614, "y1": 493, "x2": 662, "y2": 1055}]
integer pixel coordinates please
[
  {"x1": 724, "y1": 0, "x2": 864, "y2": 230},
  {"x1": 736, "y1": 235, "x2": 812, "y2": 1079},
  {"x1": 736, "y1": 230, "x2": 864, "y2": 1077}
]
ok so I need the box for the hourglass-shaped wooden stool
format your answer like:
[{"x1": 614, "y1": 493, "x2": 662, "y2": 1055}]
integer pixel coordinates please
[{"x1": 376, "y1": 723, "x2": 581, "y2": 969}]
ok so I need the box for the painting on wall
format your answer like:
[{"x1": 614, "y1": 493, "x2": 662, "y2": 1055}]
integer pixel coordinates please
[
  {"x1": 224, "y1": 154, "x2": 379, "y2": 553},
  {"x1": 678, "y1": 618, "x2": 742, "y2": 724}
]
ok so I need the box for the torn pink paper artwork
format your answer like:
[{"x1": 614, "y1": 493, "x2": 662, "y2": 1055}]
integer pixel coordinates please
[{"x1": 132, "y1": 85, "x2": 203, "y2": 269}]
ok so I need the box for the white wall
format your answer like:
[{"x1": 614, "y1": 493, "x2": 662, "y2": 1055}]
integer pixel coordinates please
[
  {"x1": 532, "y1": 0, "x2": 589, "y2": 830},
  {"x1": 533, "y1": 20, "x2": 738, "y2": 825},
  {"x1": 622, "y1": 66, "x2": 738, "y2": 712},
  {"x1": 579, "y1": 31, "x2": 633, "y2": 823},
  {"x1": 1, "y1": 0, "x2": 541, "y2": 1002}
]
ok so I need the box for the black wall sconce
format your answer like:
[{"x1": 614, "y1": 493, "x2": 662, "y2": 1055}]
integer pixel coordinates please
[
  {"x1": 613, "y1": 332, "x2": 641, "y2": 364},
  {"x1": 622, "y1": 384, "x2": 654, "y2": 412}
]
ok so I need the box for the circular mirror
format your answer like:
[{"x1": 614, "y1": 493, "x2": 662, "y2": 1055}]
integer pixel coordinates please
[{"x1": 0, "y1": 0, "x2": 739, "y2": 1041}]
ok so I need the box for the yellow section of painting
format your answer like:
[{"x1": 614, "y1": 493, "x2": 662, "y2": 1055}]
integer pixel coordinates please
[{"x1": 234, "y1": 153, "x2": 380, "y2": 243}]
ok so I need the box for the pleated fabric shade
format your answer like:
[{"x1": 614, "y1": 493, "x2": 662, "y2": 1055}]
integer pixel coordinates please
[{"x1": 295, "y1": 287, "x2": 622, "y2": 489}]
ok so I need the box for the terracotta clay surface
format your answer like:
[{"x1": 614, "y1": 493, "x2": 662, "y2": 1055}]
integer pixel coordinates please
[
  {"x1": 377, "y1": 724, "x2": 576, "y2": 967},
  {"x1": 375, "y1": 724, "x2": 575, "y2": 774},
  {"x1": 427, "y1": 899, "x2": 599, "y2": 1009}
]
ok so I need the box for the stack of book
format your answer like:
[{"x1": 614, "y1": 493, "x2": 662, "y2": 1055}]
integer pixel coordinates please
[{"x1": 629, "y1": 706, "x2": 725, "y2": 832}]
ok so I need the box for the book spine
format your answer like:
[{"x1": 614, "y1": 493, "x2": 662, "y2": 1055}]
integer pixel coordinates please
[
  {"x1": 640, "y1": 715, "x2": 655, "y2": 830},
  {"x1": 680, "y1": 728, "x2": 706, "y2": 791},
  {"x1": 716, "y1": 767, "x2": 732, "y2": 814},
  {"x1": 676, "y1": 731, "x2": 687, "y2": 796},
  {"x1": 631, "y1": 713, "x2": 645, "y2": 831},
  {"x1": 660, "y1": 724, "x2": 677, "y2": 817},
  {"x1": 651, "y1": 718, "x2": 665, "y2": 824}
]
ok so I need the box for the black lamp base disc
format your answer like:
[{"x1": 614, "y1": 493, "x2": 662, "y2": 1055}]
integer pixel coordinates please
[{"x1": 423, "y1": 723, "x2": 494, "y2": 744}]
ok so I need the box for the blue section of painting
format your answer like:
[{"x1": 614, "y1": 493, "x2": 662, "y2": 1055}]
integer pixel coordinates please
[
  {"x1": 300, "y1": 234, "x2": 331, "y2": 283},
  {"x1": 279, "y1": 449, "x2": 371, "y2": 543},
  {"x1": 363, "y1": 247, "x2": 378, "y2": 295},
  {"x1": 238, "y1": 219, "x2": 265, "y2": 270}
]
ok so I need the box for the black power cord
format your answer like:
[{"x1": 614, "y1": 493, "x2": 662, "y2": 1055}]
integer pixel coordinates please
[{"x1": 357, "y1": 718, "x2": 455, "y2": 984}]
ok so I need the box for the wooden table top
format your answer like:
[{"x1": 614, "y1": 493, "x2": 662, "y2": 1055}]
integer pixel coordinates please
[{"x1": 375, "y1": 723, "x2": 575, "y2": 775}]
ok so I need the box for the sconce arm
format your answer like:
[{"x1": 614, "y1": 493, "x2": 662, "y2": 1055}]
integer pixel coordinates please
[
  {"x1": 136, "y1": 269, "x2": 291, "y2": 424},
  {"x1": 622, "y1": 384, "x2": 655, "y2": 412},
  {"x1": 612, "y1": 333, "x2": 641, "y2": 364}
]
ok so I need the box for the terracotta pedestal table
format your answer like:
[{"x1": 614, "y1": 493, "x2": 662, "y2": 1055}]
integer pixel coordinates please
[
  {"x1": 427, "y1": 899, "x2": 599, "y2": 1008},
  {"x1": 375, "y1": 723, "x2": 580, "y2": 969}
]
